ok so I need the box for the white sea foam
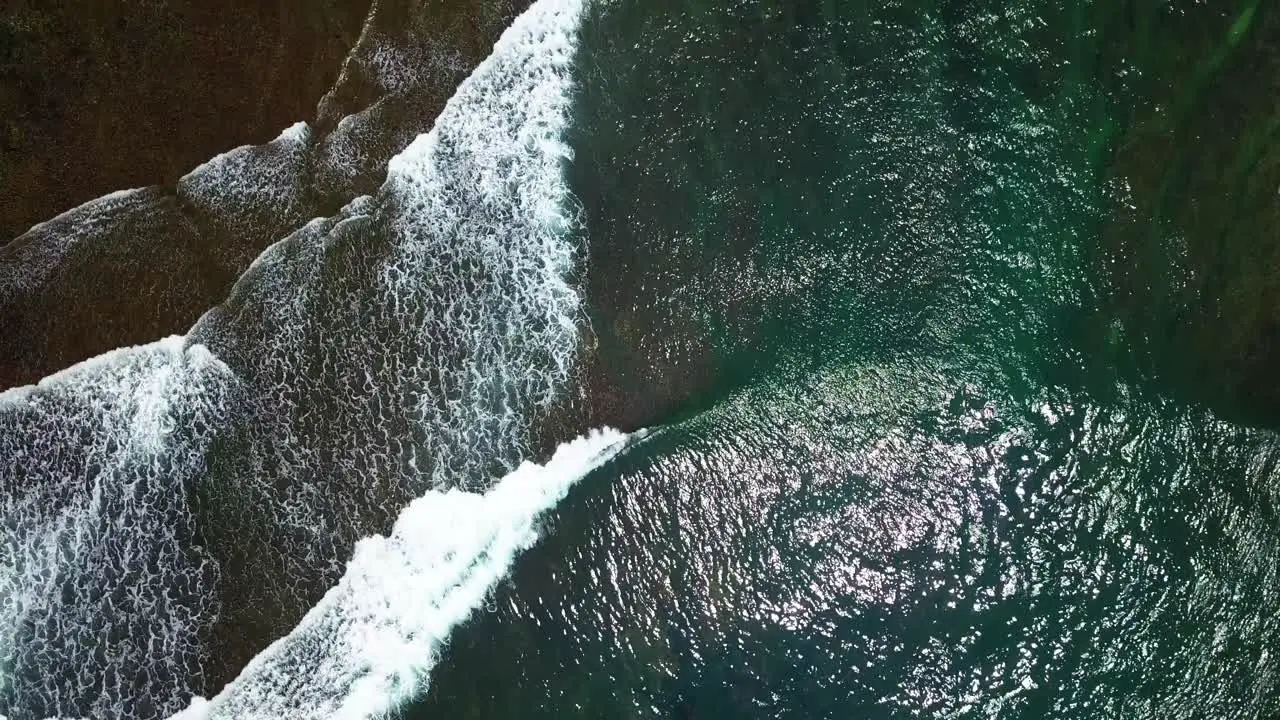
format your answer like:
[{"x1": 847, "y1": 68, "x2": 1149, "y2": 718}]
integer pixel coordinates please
[
  {"x1": 0, "y1": 338, "x2": 236, "y2": 720},
  {"x1": 176, "y1": 120, "x2": 314, "y2": 241},
  {"x1": 0, "y1": 187, "x2": 155, "y2": 295},
  {"x1": 171, "y1": 428, "x2": 625, "y2": 720},
  {"x1": 0, "y1": 0, "x2": 591, "y2": 716},
  {"x1": 177, "y1": 122, "x2": 312, "y2": 192}
]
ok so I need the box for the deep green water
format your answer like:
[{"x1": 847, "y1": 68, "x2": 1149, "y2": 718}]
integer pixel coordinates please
[
  {"x1": 2, "y1": 0, "x2": 1273, "y2": 716},
  {"x1": 404, "y1": 0, "x2": 1280, "y2": 717}
]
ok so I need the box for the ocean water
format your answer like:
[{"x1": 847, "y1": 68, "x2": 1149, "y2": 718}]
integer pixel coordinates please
[
  {"x1": 2, "y1": 0, "x2": 586, "y2": 716},
  {"x1": 410, "y1": 0, "x2": 1280, "y2": 718},
  {"x1": 3, "y1": 0, "x2": 1280, "y2": 719}
]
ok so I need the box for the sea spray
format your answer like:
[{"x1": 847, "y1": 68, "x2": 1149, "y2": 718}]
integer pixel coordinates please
[{"x1": 181, "y1": 0, "x2": 589, "y2": 682}]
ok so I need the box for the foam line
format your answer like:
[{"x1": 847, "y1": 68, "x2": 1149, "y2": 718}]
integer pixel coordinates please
[
  {"x1": 171, "y1": 429, "x2": 626, "y2": 720},
  {"x1": 0, "y1": 0, "x2": 590, "y2": 715}
]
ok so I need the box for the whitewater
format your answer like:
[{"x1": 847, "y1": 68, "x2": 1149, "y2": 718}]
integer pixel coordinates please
[
  {"x1": 171, "y1": 429, "x2": 626, "y2": 720},
  {"x1": 0, "y1": 0, "x2": 603, "y2": 717}
]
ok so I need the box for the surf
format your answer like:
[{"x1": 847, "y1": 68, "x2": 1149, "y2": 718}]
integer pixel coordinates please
[
  {"x1": 0, "y1": 0, "x2": 592, "y2": 717},
  {"x1": 171, "y1": 429, "x2": 626, "y2": 720}
]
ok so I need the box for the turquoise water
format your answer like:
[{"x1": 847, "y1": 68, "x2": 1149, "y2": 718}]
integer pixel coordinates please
[{"x1": 406, "y1": 1, "x2": 1280, "y2": 717}]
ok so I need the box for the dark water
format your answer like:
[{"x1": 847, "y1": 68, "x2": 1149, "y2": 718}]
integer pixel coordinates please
[
  {"x1": 3, "y1": 0, "x2": 1280, "y2": 717},
  {"x1": 0, "y1": 0, "x2": 526, "y2": 392},
  {"x1": 408, "y1": 0, "x2": 1280, "y2": 717}
]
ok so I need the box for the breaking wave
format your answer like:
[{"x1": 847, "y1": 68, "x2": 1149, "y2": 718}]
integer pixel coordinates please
[{"x1": 0, "y1": 0, "x2": 590, "y2": 717}]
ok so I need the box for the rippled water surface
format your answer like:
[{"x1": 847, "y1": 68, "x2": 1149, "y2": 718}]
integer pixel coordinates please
[
  {"x1": 3, "y1": 0, "x2": 1280, "y2": 718},
  {"x1": 408, "y1": 0, "x2": 1280, "y2": 717}
]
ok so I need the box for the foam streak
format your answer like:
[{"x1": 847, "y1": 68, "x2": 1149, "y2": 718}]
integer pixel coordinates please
[{"x1": 173, "y1": 429, "x2": 626, "y2": 720}]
